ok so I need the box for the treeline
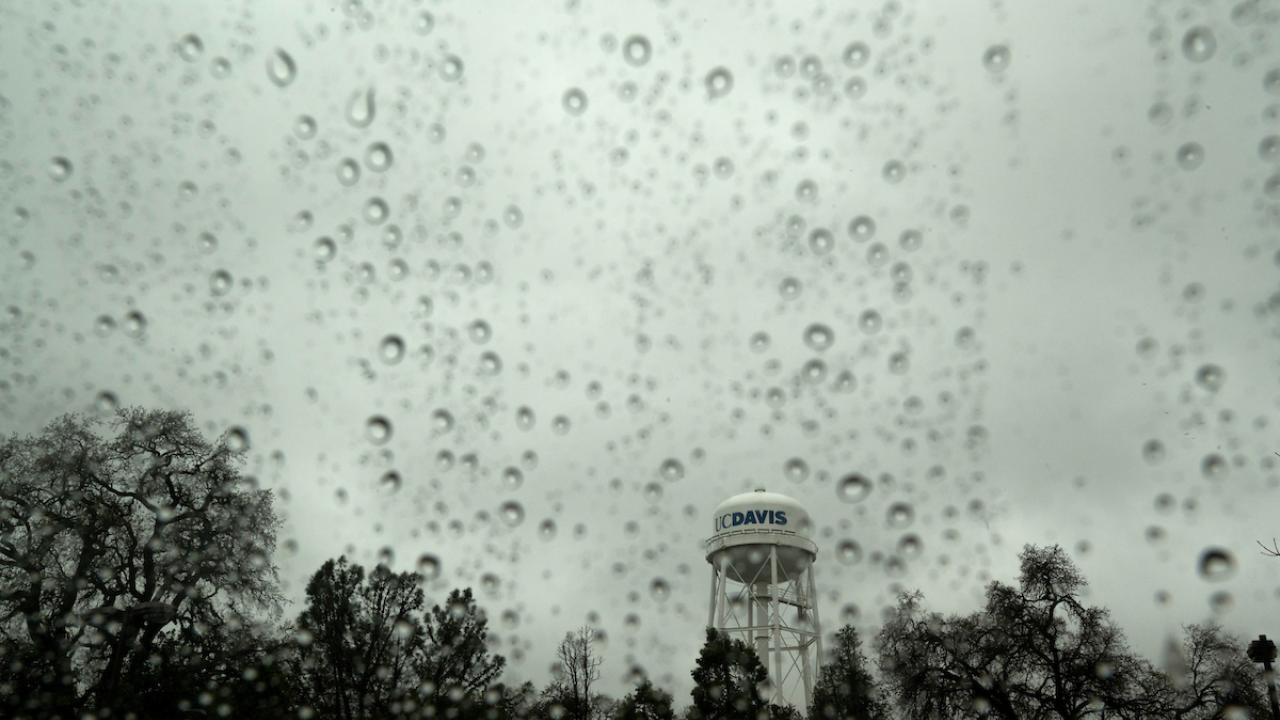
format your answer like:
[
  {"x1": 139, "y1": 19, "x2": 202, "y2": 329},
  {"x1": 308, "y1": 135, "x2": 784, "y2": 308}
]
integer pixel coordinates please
[{"x1": 0, "y1": 410, "x2": 1274, "y2": 719}]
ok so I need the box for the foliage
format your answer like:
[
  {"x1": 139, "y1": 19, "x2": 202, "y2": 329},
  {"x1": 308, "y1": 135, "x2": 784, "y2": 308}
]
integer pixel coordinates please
[
  {"x1": 687, "y1": 628, "x2": 769, "y2": 720},
  {"x1": 615, "y1": 677, "x2": 675, "y2": 720},
  {"x1": 291, "y1": 558, "x2": 507, "y2": 719},
  {"x1": 0, "y1": 409, "x2": 281, "y2": 717},
  {"x1": 876, "y1": 545, "x2": 1145, "y2": 719},
  {"x1": 809, "y1": 625, "x2": 888, "y2": 720}
]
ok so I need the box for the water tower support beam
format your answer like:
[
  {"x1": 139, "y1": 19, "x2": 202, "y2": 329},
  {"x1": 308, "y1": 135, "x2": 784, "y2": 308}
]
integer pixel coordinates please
[{"x1": 770, "y1": 545, "x2": 784, "y2": 705}]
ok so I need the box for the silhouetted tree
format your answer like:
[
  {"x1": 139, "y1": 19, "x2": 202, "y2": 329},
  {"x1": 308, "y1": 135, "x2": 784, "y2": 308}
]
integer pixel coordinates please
[
  {"x1": 0, "y1": 409, "x2": 281, "y2": 718},
  {"x1": 876, "y1": 545, "x2": 1144, "y2": 719},
  {"x1": 546, "y1": 626, "x2": 607, "y2": 719},
  {"x1": 1122, "y1": 622, "x2": 1270, "y2": 719},
  {"x1": 809, "y1": 625, "x2": 888, "y2": 720},
  {"x1": 615, "y1": 677, "x2": 675, "y2": 720},
  {"x1": 415, "y1": 588, "x2": 506, "y2": 716},
  {"x1": 292, "y1": 557, "x2": 424, "y2": 719},
  {"x1": 688, "y1": 628, "x2": 769, "y2": 720},
  {"x1": 118, "y1": 617, "x2": 298, "y2": 718}
]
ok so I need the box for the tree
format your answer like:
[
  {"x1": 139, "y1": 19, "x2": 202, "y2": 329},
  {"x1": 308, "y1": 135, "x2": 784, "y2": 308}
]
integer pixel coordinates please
[
  {"x1": 547, "y1": 626, "x2": 607, "y2": 720},
  {"x1": 615, "y1": 677, "x2": 675, "y2": 720},
  {"x1": 688, "y1": 628, "x2": 769, "y2": 720},
  {"x1": 0, "y1": 409, "x2": 281, "y2": 717},
  {"x1": 876, "y1": 544, "x2": 1144, "y2": 719},
  {"x1": 1126, "y1": 622, "x2": 1270, "y2": 719},
  {"x1": 809, "y1": 625, "x2": 888, "y2": 720},
  {"x1": 415, "y1": 588, "x2": 506, "y2": 716},
  {"x1": 292, "y1": 557, "x2": 424, "y2": 719}
]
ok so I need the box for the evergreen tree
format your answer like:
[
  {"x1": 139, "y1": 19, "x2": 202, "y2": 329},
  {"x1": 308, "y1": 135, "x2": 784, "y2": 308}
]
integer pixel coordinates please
[
  {"x1": 688, "y1": 628, "x2": 768, "y2": 720},
  {"x1": 808, "y1": 626, "x2": 888, "y2": 720},
  {"x1": 615, "y1": 677, "x2": 675, "y2": 720}
]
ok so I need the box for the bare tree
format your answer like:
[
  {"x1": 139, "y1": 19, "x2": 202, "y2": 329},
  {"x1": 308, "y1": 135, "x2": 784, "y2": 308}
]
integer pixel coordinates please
[{"x1": 551, "y1": 625, "x2": 605, "y2": 720}]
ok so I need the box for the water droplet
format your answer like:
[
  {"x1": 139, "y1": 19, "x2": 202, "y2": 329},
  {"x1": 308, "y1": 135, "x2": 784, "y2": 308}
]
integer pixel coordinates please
[
  {"x1": 808, "y1": 228, "x2": 834, "y2": 255},
  {"x1": 294, "y1": 115, "x2": 317, "y2": 139},
  {"x1": 848, "y1": 215, "x2": 876, "y2": 240},
  {"x1": 49, "y1": 157, "x2": 72, "y2": 182},
  {"x1": 346, "y1": 87, "x2": 376, "y2": 128},
  {"x1": 983, "y1": 44, "x2": 1011, "y2": 72},
  {"x1": 209, "y1": 269, "x2": 232, "y2": 296},
  {"x1": 415, "y1": 12, "x2": 435, "y2": 35},
  {"x1": 837, "y1": 474, "x2": 872, "y2": 503},
  {"x1": 562, "y1": 88, "x2": 588, "y2": 116},
  {"x1": 1201, "y1": 453, "x2": 1228, "y2": 479},
  {"x1": 440, "y1": 54, "x2": 464, "y2": 81},
  {"x1": 337, "y1": 158, "x2": 361, "y2": 186},
  {"x1": 887, "y1": 502, "x2": 915, "y2": 529},
  {"x1": 380, "y1": 470, "x2": 402, "y2": 492},
  {"x1": 1198, "y1": 547, "x2": 1235, "y2": 581},
  {"x1": 749, "y1": 331, "x2": 771, "y2": 352},
  {"x1": 365, "y1": 142, "x2": 393, "y2": 172},
  {"x1": 705, "y1": 67, "x2": 733, "y2": 99},
  {"x1": 784, "y1": 458, "x2": 809, "y2": 482},
  {"x1": 858, "y1": 309, "x2": 882, "y2": 334},
  {"x1": 417, "y1": 554, "x2": 441, "y2": 580},
  {"x1": 431, "y1": 409, "x2": 454, "y2": 434},
  {"x1": 538, "y1": 519, "x2": 557, "y2": 539},
  {"x1": 650, "y1": 578, "x2": 670, "y2": 601},
  {"x1": 1142, "y1": 439, "x2": 1166, "y2": 464},
  {"x1": 842, "y1": 42, "x2": 870, "y2": 69},
  {"x1": 803, "y1": 323, "x2": 834, "y2": 352},
  {"x1": 1260, "y1": 135, "x2": 1280, "y2": 161},
  {"x1": 363, "y1": 197, "x2": 388, "y2": 224},
  {"x1": 94, "y1": 315, "x2": 116, "y2": 336},
  {"x1": 659, "y1": 458, "x2": 685, "y2": 481},
  {"x1": 177, "y1": 34, "x2": 203, "y2": 62},
  {"x1": 515, "y1": 406, "x2": 536, "y2": 430},
  {"x1": 267, "y1": 49, "x2": 296, "y2": 87},
  {"x1": 779, "y1": 277, "x2": 802, "y2": 299},
  {"x1": 1266, "y1": 68, "x2": 1280, "y2": 96},
  {"x1": 882, "y1": 160, "x2": 905, "y2": 183},
  {"x1": 1181, "y1": 27, "x2": 1217, "y2": 63},
  {"x1": 834, "y1": 370, "x2": 856, "y2": 393},
  {"x1": 623, "y1": 35, "x2": 652, "y2": 66},
  {"x1": 888, "y1": 351, "x2": 910, "y2": 374},
  {"x1": 500, "y1": 501, "x2": 525, "y2": 527},
  {"x1": 836, "y1": 540, "x2": 863, "y2": 565},
  {"x1": 899, "y1": 229, "x2": 923, "y2": 252},
  {"x1": 95, "y1": 391, "x2": 119, "y2": 413},
  {"x1": 366, "y1": 415, "x2": 392, "y2": 444},
  {"x1": 379, "y1": 335, "x2": 404, "y2": 364},
  {"x1": 802, "y1": 358, "x2": 827, "y2": 383},
  {"x1": 503, "y1": 205, "x2": 524, "y2": 228},
  {"x1": 1176, "y1": 142, "x2": 1204, "y2": 170},
  {"x1": 468, "y1": 319, "x2": 492, "y2": 344},
  {"x1": 123, "y1": 310, "x2": 147, "y2": 338},
  {"x1": 314, "y1": 237, "x2": 337, "y2": 261},
  {"x1": 1195, "y1": 364, "x2": 1224, "y2": 391}
]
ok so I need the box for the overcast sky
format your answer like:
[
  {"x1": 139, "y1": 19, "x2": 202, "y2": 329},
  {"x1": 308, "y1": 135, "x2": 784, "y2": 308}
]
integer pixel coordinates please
[{"x1": 2, "y1": 0, "x2": 1279, "y2": 703}]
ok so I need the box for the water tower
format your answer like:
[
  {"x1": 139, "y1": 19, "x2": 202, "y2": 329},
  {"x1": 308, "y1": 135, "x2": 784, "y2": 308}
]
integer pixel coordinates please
[{"x1": 705, "y1": 489, "x2": 821, "y2": 708}]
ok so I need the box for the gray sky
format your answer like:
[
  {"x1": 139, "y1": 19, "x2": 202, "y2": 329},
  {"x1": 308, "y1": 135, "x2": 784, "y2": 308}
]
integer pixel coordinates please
[{"x1": 2, "y1": 0, "x2": 1279, "y2": 704}]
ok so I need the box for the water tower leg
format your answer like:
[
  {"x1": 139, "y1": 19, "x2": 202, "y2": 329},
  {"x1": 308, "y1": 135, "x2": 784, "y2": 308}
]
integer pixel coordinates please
[
  {"x1": 707, "y1": 564, "x2": 718, "y2": 628},
  {"x1": 769, "y1": 546, "x2": 784, "y2": 705},
  {"x1": 807, "y1": 565, "x2": 823, "y2": 694},
  {"x1": 714, "y1": 560, "x2": 728, "y2": 629}
]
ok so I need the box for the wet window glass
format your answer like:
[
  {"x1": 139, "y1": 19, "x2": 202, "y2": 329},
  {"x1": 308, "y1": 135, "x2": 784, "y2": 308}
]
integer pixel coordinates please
[{"x1": 2, "y1": 1, "x2": 1279, "y2": 718}]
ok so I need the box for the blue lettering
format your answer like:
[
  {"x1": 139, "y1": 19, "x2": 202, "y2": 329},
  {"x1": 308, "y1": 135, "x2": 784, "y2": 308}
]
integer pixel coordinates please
[
  {"x1": 731, "y1": 511, "x2": 744, "y2": 527},
  {"x1": 776, "y1": 511, "x2": 787, "y2": 525}
]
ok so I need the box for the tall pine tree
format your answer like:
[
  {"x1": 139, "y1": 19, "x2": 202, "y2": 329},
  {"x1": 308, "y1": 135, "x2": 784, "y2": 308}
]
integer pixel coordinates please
[
  {"x1": 808, "y1": 626, "x2": 888, "y2": 720},
  {"x1": 688, "y1": 629, "x2": 768, "y2": 720}
]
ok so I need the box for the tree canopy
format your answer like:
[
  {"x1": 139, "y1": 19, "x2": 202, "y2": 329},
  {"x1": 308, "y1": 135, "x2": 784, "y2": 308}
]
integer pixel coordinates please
[{"x1": 0, "y1": 409, "x2": 281, "y2": 717}]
